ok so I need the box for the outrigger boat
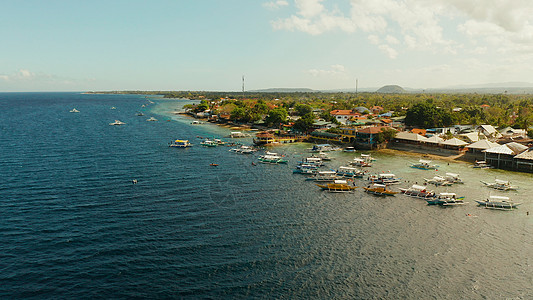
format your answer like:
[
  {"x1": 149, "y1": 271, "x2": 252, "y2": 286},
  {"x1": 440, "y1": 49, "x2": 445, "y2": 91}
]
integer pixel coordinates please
[
  {"x1": 70, "y1": 108, "x2": 80, "y2": 113},
  {"x1": 229, "y1": 145, "x2": 256, "y2": 154},
  {"x1": 399, "y1": 184, "x2": 436, "y2": 199},
  {"x1": 200, "y1": 140, "x2": 218, "y2": 147},
  {"x1": 475, "y1": 196, "x2": 521, "y2": 210},
  {"x1": 363, "y1": 184, "x2": 398, "y2": 196},
  {"x1": 444, "y1": 173, "x2": 463, "y2": 184},
  {"x1": 480, "y1": 179, "x2": 518, "y2": 191},
  {"x1": 316, "y1": 180, "x2": 357, "y2": 192},
  {"x1": 146, "y1": 116, "x2": 158, "y2": 121},
  {"x1": 336, "y1": 166, "x2": 364, "y2": 178},
  {"x1": 298, "y1": 157, "x2": 324, "y2": 167},
  {"x1": 368, "y1": 173, "x2": 400, "y2": 184},
  {"x1": 410, "y1": 159, "x2": 438, "y2": 170},
  {"x1": 310, "y1": 144, "x2": 340, "y2": 152},
  {"x1": 473, "y1": 160, "x2": 492, "y2": 169},
  {"x1": 343, "y1": 147, "x2": 356, "y2": 152},
  {"x1": 426, "y1": 193, "x2": 466, "y2": 206},
  {"x1": 424, "y1": 176, "x2": 452, "y2": 186},
  {"x1": 350, "y1": 157, "x2": 372, "y2": 167},
  {"x1": 109, "y1": 120, "x2": 125, "y2": 125},
  {"x1": 305, "y1": 171, "x2": 339, "y2": 182},
  {"x1": 360, "y1": 153, "x2": 376, "y2": 162},
  {"x1": 169, "y1": 139, "x2": 192, "y2": 148},
  {"x1": 258, "y1": 154, "x2": 288, "y2": 164},
  {"x1": 293, "y1": 165, "x2": 319, "y2": 175}
]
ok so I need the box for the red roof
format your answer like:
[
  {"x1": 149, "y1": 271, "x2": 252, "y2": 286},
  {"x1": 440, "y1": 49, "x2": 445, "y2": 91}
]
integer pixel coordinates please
[
  {"x1": 357, "y1": 126, "x2": 386, "y2": 134},
  {"x1": 411, "y1": 128, "x2": 426, "y2": 135},
  {"x1": 330, "y1": 110, "x2": 360, "y2": 116}
]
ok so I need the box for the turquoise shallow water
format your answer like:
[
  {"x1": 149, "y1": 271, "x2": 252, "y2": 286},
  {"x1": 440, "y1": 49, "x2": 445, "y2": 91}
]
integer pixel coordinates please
[{"x1": 0, "y1": 92, "x2": 531, "y2": 299}]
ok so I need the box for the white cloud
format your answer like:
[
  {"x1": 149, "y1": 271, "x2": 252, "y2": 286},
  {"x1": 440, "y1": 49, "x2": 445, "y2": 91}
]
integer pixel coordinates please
[
  {"x1": 263, "y1": 0, "x2": 289, "y2": 10},
  {"x1": 308, "y1": 64, "x2": 347, "y2": 76},
  {"x1": 378, "y1": 44, "x2": 398, "y2": 59}
]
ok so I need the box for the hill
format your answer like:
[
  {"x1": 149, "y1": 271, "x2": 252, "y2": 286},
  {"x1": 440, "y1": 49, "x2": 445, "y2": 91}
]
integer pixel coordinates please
[
  {"x1": 376, "y1": 85, "x2": 406, "y2": 93},
  {"x1": 250, "y1": 88, "x2": 317, "y2": 93}
]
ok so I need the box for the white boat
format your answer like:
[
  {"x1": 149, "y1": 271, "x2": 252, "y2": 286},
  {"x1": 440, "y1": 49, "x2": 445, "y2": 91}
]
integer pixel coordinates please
[
  {"x1": 314, "y1": 151, "x2": 332, "y2": 161},
  {"x1": 426, "y1": 193, "x2": 466, "y2": 206},
  {"x1": 444, "y1": 173, "x2": 463, "y2": 184},
  {"x1": 343, "y1": 147, "x2": 356, "y2": 152},
  {"x1": 310, "y1": 144, "x2": 340, "y2": 152},
  {"x1": 69, "y1": 108, "x2": 79, "y2": 113},
  {"x1": 111, "y1": 106, "x2": 116, "y2": 109},
  {"x1": 424, "y1": 176, "x2": 452, "y2": 186},
  {"x1": 258, "y1": 154, "x2": 288, "y2": 164},
  {"x1": 200, "y1": 140, "x2": 218, "y2": 147},
  {"x1": 399, "y1": 184, "x2": 436, "y2": 199},
  {"x1": 368, "y1": 173, "x2": 400, "y2": 184},
  {"x1": 481, "y1": 179, "x2": 518, "y2": 191},
  {"x1": 336, "y1": 166, "x2": 364, "y2": 178},
  {"x1": 229, "y1": 131, "x2": 250, "y2": 138},
  {"x1": 146, "y1": 117, "x2": 158, "y2": 121},
  {"x1": 299, "y1": 157, "x2": 324, "y2": 166},
  {"x1": 410, "y1": 159, "x2": 438, "y2": 170},
  {"x1": 360, "y1": 153, "x2": 376, "y2": 162},
  {"x1": 191, "y1": 120, "x2": 202, "y2": 125},
  {"x1": 473, "y1": 160, "x2": 492, "y2": 169},
  {"x1": 169, "y1": 139, "x2": 192, "y2": 148},
  {"x1": 475, "y1": 196, "x2": 521, "y2": 210},
  {"x1": 109, "y1": 120, "x2": 126, "y2": 125},
  {"x1": 305, "y1": 170, "x2": 339, "y2": 182},
  {"x1": 229, "y1": 145, "x2": 256, "y2": 154},
  {"x1": 350, "y1": 157, "x2": 372, "y2": 167}
]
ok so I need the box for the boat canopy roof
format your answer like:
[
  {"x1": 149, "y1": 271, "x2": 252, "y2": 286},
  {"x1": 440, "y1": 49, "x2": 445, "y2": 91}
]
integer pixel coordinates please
[
  {"x1": 445, "y1": 172, "x2": 459, "y2": 177},
  {"x1": 379, "y1": 173, "x2": 396, "y2": 178},
  {"x1": 339, "y1": 166, "x2": 358, "y2": 171},
  {"x1": 174, "y1": 139, "x2": 188, "y2": 143},
  {"x1": 318, "y1": 171, "x2": 337, "y2": 174},
  {"x1": 495, "y1": 179, "x2": 510, "y2": 184},
  {"x1": 411, "y1": 184, "x2": 427, "y2": 190},
  {"x1": 419, "y1": 159, "x2": 432, "y2": 164},
  {"x1": 304, "y1": 157, "x2": 322, "y2": 161},
  {"x1": 334, "y1": 180, "x2": 348, "y2": 184},
  {"x1": 372, "y1": 183, "x2": 386, "y2": 188},
  {"x1": 489, "y1": 195, "x2": 510, "y2": 200},
  {"x1": 439, "y1": 192, "x2": 456, "y2": 196}
]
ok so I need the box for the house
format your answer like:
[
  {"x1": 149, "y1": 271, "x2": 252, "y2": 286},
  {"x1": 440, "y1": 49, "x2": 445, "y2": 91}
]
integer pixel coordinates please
[
  {"x1": 355, "y1": 126, "x2": 388, "y2": 149},
  {"x1": 483, "y1": 142, "x2": 528, "y2": 169},
  {"x1": 312, "y1": 121, "x2": 336, "y2": 129},
  {"x1": 330, "y1": 110, "x2": 361, "y2": 124},
  {"x1": 514, "y1": 147, "x2": 533, "y2": 172},
  {"x1": 371, "y1": 106, "x2": 384, "y2": 114},
  {"x1": 410, "y1": 128, "x2": 427, "y2": 136},
  {"x1": 477, "y1": 125, "x2": 500, "y2": 138}
]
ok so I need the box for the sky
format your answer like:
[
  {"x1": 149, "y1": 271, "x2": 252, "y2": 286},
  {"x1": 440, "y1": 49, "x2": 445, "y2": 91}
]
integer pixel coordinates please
[{"x1": 2, "y1": 0, "x2": 533, "y2": 92}]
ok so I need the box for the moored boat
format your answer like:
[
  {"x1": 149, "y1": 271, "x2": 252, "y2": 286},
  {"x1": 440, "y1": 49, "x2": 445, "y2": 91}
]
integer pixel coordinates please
[
  {"x1": 316, "y1": 180, "x2": 357, "y2": 192},
  {"x1": 169, "y1": 139, "x2": 192, "y2": 148},
  {"x1": 350, "y1": 157, "x2": 372, "y2": 167},
  {"x1": 424, "y1": 176, "x2": 452, "y2": 186},
  {"x1": 481, "y1": 179, "x2": 518, "y2": 191},
  {"x1": 410, "y1": 159, "x2": 438, "y2": 170},
  {"x1": 399, "y1": 184, "x2": 436, "y2": 199},
  {"x1": 146, "y1": 116, "x2": 158, "y2": 121},
  {"x1": 109, "y1": 120, "x2": 125, "y2": 125},
  {"x1": 426, "y1": 193, "x2": 466, "y2": 206},
  {"x1": 444, "y1": 173, "x2": 463, "y2": 184},
  {"x1": 229, "y1": 145, "x2": 256, "y2": 154},
  {"x1": 473, "y1": 160, "x2": 492, "y2": 169},
  {"x1": 70, "y1": 108, "x2": 80, "y2": 113},
  {"x1": 343, "y1": 147, "x2": 356, "y2": 152},
  {"x1": 368, "y1": 173, "x2": 400, "y2": 184},
  {"x1": 336, "y1": 166, "x2": 364, "y2": 178},
  {"x1": 475, "y1": 196, "x2": 521, "y2": 210},
  {"x1": 258, "y1": 154, "x2": 288, "y2": 164},
  {"x1": 305, "y1": 170, "x2": 339, "y2": 182},
  {"x1": 200, "y1": 140, "x2": 218, "y2": 147},
  {"x1": 363, "y1": 184, "x2": 398, "y2": 196}
]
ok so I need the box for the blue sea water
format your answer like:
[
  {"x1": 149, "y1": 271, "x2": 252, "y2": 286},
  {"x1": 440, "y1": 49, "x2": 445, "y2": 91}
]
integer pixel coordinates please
[{"x1": 0, "y1": 92, "x2": 531, "y2": 299}]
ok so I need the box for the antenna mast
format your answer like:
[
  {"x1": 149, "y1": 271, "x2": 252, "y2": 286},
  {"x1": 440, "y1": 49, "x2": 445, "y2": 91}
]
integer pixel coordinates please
[
  {"x1": 355, "y1": 78, "x2": 358, "y2": 95},
  {"x1": 242, "y1": 75, "x2": 245, "y2": 98}
]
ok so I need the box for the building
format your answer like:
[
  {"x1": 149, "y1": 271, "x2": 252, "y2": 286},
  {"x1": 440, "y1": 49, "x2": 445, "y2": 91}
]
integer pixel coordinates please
[
  {"x1": 329, "y1": 110, "x2": 361, "y2": 124},
  {"x1": 355, "y1": 126, "x2": 389, "y2": 149}
]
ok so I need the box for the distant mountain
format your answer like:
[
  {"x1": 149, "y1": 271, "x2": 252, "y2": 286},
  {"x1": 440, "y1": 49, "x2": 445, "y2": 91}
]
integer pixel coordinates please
[
  {"x1": 376, "y1": 85, "x2": 406, "y2": 93},
  {"x1": 250, "y1": 88, "x2": 317, "y2": 93}
]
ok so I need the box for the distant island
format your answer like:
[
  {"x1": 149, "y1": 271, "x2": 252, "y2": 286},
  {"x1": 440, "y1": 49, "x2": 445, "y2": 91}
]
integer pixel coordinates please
[{"x1": 376, "y1": 85, "x2": 406, "y2": 93}]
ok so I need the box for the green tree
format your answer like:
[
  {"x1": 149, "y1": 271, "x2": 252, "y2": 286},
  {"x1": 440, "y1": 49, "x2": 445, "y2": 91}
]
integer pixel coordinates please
[
  {"x1": 265, "y1": 107, "x2": 288, "y2": 127},
  {"x1": 405, "y1": 101, "x2": 453, "y2": 128},
  {"x1": 294, "y1": 103, "x2": 313, "y2": 116},
  {"x1": 293, "y1": 112, "x2": 315, "y2": 133}
]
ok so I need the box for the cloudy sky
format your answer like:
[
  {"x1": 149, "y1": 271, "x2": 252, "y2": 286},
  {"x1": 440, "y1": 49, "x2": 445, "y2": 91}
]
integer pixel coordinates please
[{"x1": 2, "y1": 0, "x2": 533, "y2": 92}]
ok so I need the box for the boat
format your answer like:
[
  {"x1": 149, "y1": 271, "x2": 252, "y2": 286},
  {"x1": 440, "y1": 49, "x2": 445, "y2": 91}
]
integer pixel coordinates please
[
  {"x1": 399, "y1": 184, "x2": 436, "y2": 199},
  {"x1": 426, "y1": 193, "x2": 466, "y2": 206},
  {"x1": 293, "y1": 165, "x2": 319, "y2": 175},
  {"x1": 200, "y1": 140, "x2": 218, "y2": 147},
  {"x1": 314, "y1": 151, "x2": 332, "y2": 161},
  {"x1": 343, "y1": 147, "x2": 356, "y2": 152},
  {"x1": 360, "y1": 153, "x2": 376, "y2": 162},
  {"x1": 363, "y1": 184, "x2": 398, "y2": 196},
  {"x1": 169, "y1": 139, "x2": 192, "y2": 148},
  {"x1": 350, "y1": 157, "x2": 372, "y2": 167},
  {"x1": 213, "y1": 139, "x2": 226, "y2": 145},
  {"x1": 473, "y1": 160, "x2": 492, "y2": 169},
  {"x1": 146, "y1": 117, "x2": 158, "y2": 121},
  {"x1": 368, "y1": 173, "x2": 400, "y2": 184},
  {"x1": 229, "y1": 145, "x2": 256, "y2": 154},
  {"x1": 305, "y1": 171, "x2": 339, "y2": 182},
  {"x1": 110, "y1": 106, "x2": 116, "y2": 110},
  {"x1": 410, "y1": 159, "x2": 438, "y2": 170},
  {"x1": 316, "y1": 180, "x2": 357, "y2": 192},
  {"x1": 136, "y1": 112, "x2": 144, "y2": 116},
  {"x1": 310, "y1": 144, "x2": 340, "y2": 152},
  {"x1": 229, "y1": 131, "x2": 250, "y2": 138},
  {"x1": 475, "y1": 196, "x2": 521, "y2": 210},
  {"x1": 424, "y1": 176, "x2": 452, "y2": 186},
  {"x1": 258, "y1": 154, "x2": 288, "y2": 164},
  {"x1": 481, "y1": 179, "x2": 518, "y2": 191},
  {"x1": 69, "y1": 108, "x2": 79, "y2": 113},
  {"x1": 191, "y1": 120, "x2": 202, "y2": 124},
  {"x1": 109, "y1": 120, "x2": 125, "y2": 125},
  {"x1": 336, "y1": 166, "x2": 364, "y2": 178},
  {"x1": 209, "y1": 163, "x2": 219, "y2": 167},
  {"x1": 298, "y1": 157, "x2": 324, "y2": 167},
  {"x1": 444, "y1": 173, "x2": 463, "y2": 184}
]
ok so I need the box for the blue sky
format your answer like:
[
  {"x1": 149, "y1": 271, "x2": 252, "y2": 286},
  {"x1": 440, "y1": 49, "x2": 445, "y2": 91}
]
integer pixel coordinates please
[{"x1": 2, "y1": 0, "x2": 533, "y2": 92}]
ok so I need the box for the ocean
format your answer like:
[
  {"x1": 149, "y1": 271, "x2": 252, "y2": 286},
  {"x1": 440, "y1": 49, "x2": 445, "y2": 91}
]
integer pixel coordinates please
[{"x1": 0, "y1": 92, "x2": 531, "y2": 299}]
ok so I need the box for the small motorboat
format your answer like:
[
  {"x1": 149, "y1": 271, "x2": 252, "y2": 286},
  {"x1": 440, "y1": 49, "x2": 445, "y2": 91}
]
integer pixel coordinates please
[{"x1": 209, "y1": 163, "x2": 219, "y2": 167}]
